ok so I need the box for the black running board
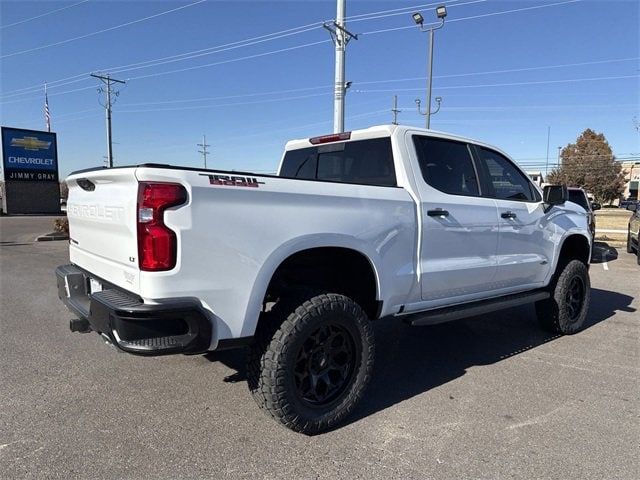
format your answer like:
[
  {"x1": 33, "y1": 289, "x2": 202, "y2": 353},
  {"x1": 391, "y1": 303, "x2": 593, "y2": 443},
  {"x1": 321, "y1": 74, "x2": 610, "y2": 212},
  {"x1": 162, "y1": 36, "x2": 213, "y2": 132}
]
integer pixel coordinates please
[{"x1": 404, "y1": 290, "x2": 550, "y2": 327}]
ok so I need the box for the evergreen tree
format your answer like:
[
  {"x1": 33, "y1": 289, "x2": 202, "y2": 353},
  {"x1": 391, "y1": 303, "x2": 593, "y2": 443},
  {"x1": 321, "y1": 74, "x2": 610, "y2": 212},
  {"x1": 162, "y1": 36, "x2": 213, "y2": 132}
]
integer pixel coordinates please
[{"x1": 547, "y1": 129, "x2": 625, "y2": 203}]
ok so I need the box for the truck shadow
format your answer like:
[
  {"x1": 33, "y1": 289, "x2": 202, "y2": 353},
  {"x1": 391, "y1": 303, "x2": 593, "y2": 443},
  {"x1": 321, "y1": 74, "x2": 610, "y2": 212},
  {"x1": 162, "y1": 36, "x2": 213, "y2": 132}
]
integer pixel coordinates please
[
  {"x1": 204, "y1": 287, "x2": 634, "y2": 432},
  {"x1": 346, "y1": 287, "x2": 634, "y2": 428}
]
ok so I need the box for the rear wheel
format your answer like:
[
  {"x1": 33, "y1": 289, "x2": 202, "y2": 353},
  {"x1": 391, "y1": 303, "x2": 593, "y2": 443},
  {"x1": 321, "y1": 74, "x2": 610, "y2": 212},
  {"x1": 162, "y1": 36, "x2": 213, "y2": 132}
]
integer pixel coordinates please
[
  {"x1": 536, "y1": 259, "x2": 590, "y2": 334},
  {"x1": 247, "y1": 291, "x2": 374, "y2": 434},
  {"x1": 627, "y1": 228, "x2": 634, "y2": 254}
]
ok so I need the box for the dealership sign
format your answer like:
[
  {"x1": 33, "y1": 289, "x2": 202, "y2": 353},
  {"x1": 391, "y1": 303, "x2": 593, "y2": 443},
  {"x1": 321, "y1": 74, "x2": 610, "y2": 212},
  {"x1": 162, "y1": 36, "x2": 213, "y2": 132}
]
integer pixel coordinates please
[{"x1": 1, "y1": 127, "x2": 58, "y2": 181}]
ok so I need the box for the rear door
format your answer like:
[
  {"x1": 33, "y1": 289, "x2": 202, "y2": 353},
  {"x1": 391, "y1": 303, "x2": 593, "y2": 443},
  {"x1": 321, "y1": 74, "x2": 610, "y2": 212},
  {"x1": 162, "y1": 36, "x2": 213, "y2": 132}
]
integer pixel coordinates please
[
  {"x1": 473, "y1": 146, "x2": 552, "y2": 289},
  {"x1": 66, "y1": 168, "x2": 141, "y2": 292},
  {"x1": 408, "y1": 134, "x2": 500, "y2": 305}
]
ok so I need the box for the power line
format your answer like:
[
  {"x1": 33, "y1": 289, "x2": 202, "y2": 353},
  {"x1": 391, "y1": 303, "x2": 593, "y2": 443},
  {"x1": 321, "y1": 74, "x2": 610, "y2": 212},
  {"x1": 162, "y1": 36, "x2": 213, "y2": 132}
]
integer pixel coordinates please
[
  {"x1": 118, "y1": 92, "x2": 331, "y2": 114},
  {"x1": 0, "y1": 0, "x2": 91, "y2": 29},
  {"x1": 355, "y1": 74, "x2": 639, "y2": 92},
  {"x1": 1, "y1": 0, "x2": 207, "y2": 59},
  {"x1": 345, "y1": 0, "x2": 467, "y2": 21},
  {"x1": 354, "y1": 57, "x2": 640, "y2": 86},
  {"x1": 0, "y1": 0, "x2": 562, "y2": 97},
  {"x1": 0, "y1": 0, "x2": 598, "y2": 106},
  {"x1": 127, "y1": 39, "x2": 331, "y2": 81},
  {"x1": 1, "y1": 0, "x2": 462, "y2": 92},
  {"x1": 0, "y1": 39, "x2": 331, "y2": 103},
  {"x1": 0, "y1": 24, "x2": 321, "y2": 100},
  {"x1": 360, "y1": 0, "x2": 583, "y2": 36},
  {"x1": 121, "y1": 85, "x2": 331, "y2": 107},
  {"x1": 347, "y1": 0, "x2": 486, "y2": 23}
]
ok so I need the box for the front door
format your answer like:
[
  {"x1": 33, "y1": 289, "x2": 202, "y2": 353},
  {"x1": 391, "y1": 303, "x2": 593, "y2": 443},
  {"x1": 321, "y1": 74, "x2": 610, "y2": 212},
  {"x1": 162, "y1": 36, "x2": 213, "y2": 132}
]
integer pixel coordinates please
[{"x1": 473, "y1": 146, "x2": 552, "y2": 289}]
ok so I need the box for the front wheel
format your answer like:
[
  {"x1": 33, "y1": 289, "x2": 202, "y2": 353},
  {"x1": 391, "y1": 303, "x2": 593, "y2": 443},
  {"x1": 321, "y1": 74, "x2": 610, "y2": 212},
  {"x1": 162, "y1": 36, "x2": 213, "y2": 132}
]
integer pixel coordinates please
[
  {"x1": 247, "y1": 292, "x2": 374, "y2": 434},
  {"x1": 627, "y1": 228, "x2": 634, "y2": 254},
  {"x1": 536, "y1": 259, "x2": 590, "y2": 334}
]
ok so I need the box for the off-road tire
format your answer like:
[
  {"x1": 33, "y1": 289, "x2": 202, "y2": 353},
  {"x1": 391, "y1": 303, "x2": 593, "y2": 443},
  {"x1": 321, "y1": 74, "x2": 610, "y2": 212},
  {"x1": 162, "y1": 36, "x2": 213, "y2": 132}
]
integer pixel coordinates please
[
  {"x1": 536, "y1": 259, "x2": 590, "y2": 334},
  {"x1": 247, "y1": 291, "x2": 374, "y2": 434}
]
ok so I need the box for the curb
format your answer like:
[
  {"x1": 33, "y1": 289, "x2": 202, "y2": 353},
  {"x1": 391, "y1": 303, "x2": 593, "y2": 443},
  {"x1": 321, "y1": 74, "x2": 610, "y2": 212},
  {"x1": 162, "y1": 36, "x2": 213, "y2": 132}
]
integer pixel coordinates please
[{"x1": 36, "y1": 233, "x2": 69, "y2": 242}]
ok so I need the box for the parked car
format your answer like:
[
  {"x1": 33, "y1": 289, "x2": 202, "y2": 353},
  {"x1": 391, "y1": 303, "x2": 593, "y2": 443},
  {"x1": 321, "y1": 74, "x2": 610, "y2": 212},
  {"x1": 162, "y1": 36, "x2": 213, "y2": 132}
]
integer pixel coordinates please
[
  {"x1": 620, "y1": 199, "x2": 639, "y2": 210},
  {"x1": 55, "y1": 125, "x2": 592, "y2": 434},
  {"x1": 626, "y1": 203, "x2": 640, "y2": 265},
  {"x1": 567, "y1": 187, "x2": 600, "y2": 238}
]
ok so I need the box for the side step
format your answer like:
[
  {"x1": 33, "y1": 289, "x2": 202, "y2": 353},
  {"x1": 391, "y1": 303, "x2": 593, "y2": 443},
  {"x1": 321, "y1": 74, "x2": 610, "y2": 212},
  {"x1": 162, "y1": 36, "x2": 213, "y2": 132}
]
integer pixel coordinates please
[{"x1": 404, "y1": 290, "x2": 550, "y2": 327}]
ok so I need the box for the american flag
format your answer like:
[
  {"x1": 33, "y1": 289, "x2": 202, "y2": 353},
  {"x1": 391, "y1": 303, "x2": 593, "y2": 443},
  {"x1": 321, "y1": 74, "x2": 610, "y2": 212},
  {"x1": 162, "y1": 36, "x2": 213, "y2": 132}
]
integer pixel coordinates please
[{"x1": 44, "y1": 83, "x2": 51, "y2": 132}]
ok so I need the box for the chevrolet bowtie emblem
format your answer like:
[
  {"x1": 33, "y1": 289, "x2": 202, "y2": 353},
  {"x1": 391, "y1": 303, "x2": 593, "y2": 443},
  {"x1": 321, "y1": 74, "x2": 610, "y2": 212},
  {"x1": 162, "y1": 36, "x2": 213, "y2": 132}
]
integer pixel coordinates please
[{"x1": 10, "y1": 136, "x2": 51, "y2": 151}]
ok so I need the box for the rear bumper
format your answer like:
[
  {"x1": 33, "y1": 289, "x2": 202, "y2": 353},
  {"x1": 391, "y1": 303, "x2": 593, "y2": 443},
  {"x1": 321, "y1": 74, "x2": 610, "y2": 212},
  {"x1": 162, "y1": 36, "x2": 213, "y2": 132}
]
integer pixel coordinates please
[{"x1": 55, "y1": 264, "x2": 212, "y2": 356}]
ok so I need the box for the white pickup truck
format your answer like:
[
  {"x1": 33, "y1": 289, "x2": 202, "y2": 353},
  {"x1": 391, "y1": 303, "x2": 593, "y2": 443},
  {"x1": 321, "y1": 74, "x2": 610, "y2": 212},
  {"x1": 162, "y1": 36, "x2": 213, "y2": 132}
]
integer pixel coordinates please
[{"x1": 56, "y1": 125, "x2": 592, "y2": 434}]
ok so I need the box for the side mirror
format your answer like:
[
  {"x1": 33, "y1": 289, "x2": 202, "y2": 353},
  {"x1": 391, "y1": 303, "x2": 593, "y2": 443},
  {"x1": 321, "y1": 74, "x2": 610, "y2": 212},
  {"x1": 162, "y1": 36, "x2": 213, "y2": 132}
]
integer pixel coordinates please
[
  {"x1": 591, "y1": 202, "x2": 601, "y2": 211},
  {"x1": 543, "y1": 185, "x2": 567, "y2": 206},
  {"x1": 627, "y1": 203, "x2": 638, "y2": 211}
]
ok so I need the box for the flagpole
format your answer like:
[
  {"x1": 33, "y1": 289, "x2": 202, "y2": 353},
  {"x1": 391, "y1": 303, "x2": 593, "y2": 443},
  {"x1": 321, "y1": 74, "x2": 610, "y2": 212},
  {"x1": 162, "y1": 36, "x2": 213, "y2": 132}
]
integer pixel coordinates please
[{"x1": 44, "y1": 82, "x2": 51, "y2": 132}]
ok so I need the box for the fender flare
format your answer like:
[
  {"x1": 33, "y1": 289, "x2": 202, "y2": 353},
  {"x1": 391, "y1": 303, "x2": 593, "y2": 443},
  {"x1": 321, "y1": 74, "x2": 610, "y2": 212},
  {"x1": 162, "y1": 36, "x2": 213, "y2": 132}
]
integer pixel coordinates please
[
  {"x1": 545, "y1": 230, "x2": 592, "y2": 285},
  {"x1": 239, "y1": 234, "x2": 382, "y2": 337}
]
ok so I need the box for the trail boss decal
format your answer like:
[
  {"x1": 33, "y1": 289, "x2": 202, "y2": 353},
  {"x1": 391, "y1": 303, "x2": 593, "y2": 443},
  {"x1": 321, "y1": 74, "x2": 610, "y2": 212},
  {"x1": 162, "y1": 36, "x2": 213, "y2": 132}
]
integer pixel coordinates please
[{"x1": 201, "y1": 174, "x2": 265, "y2": 188}]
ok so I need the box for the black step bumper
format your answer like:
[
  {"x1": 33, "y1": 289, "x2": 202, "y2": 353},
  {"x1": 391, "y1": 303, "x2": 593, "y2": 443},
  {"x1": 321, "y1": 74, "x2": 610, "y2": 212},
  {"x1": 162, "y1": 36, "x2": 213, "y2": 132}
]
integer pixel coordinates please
[{"x1": 55, "y1": 264, "x2": 212, "y2": 356}]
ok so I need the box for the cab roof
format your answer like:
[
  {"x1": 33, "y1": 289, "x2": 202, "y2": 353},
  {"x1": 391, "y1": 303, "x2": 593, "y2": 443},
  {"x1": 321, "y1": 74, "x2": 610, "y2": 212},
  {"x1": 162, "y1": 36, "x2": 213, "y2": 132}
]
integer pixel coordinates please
[{"x1": 284, "y1": 124, "x2": 496, "y2": 152}]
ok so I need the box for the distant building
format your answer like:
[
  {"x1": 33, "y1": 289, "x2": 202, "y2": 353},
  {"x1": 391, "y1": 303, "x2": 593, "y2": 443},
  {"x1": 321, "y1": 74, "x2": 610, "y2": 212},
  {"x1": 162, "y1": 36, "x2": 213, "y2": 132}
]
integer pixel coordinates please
[
  {"x1": 527, "y1": 171, "x2": 544, "y2": 186},
  {"x1": 621, "y1": 160, "x2": 640, "y2": 200}
]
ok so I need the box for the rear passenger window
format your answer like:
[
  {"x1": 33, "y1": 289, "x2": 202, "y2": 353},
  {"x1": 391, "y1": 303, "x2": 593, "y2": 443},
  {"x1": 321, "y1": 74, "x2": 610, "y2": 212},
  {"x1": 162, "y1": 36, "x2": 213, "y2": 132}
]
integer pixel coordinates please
[
  {"x1": 413, "y1": 136, "x2": 479, "y2": 196},
  {"x1": 279, "y1": 138, "x2": 396, "y2": 187},
  {"x1": 278, "y1": 148, "x2": 317, "y2": 180},
  {"x1": 476, "y1": 148, "x2": 539, "y2": 202}
]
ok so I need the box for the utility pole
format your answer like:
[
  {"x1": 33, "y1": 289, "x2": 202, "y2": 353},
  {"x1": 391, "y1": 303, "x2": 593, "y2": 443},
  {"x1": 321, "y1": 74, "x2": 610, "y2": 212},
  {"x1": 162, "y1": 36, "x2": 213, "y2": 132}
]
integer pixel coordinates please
[
  {"x1": 324, "y1": 0, "x2": 357, "y2": 133},
  {"x1": 545, "y1": 126, "x2": 551, "y2": 177},
  {"x1": 198, "y1": 135, "x2": 210, "y2": 169},
  {"x1": 91, "y1": 73, "x2": 125, "y2": 168},
  {"x1": 391, "y1": 95, "x2": 401, "y2": 125}
]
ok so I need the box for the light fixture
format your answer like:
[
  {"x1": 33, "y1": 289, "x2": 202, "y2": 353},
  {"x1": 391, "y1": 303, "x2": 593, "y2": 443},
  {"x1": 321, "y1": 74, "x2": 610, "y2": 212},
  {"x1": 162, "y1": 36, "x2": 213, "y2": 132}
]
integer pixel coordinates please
[
  {"x1": 436, "y1": 5, "x2": 447, "y2": 19},
  {"x1": 412, "y1": 12, "x2": 424, "y2": 26}
]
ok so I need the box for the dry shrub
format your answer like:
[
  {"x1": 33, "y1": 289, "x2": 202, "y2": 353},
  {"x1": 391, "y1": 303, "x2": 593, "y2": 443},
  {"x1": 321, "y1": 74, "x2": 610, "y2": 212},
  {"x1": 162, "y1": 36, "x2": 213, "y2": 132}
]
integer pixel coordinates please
[{"x1": 53, "y1": 218, "x2": 69, "y2": 234}]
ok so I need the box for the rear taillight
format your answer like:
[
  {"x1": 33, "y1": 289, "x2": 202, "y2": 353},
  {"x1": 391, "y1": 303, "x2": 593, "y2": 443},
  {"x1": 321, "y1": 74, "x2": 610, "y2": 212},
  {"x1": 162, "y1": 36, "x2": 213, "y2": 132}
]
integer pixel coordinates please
[{"x1": 137, "y1": 182, "x2": 187, "y2": 271}]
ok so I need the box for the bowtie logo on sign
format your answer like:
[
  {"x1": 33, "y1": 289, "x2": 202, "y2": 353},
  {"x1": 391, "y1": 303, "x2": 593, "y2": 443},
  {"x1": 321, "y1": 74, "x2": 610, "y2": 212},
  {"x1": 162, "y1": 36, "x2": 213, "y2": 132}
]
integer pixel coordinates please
[{"x1": 10, "y1": 136, "x2": 52, "y2": 151}]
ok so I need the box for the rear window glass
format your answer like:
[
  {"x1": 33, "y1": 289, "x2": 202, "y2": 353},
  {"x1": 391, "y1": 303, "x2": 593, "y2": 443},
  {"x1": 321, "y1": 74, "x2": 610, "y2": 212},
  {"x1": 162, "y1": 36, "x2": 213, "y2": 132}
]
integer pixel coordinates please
[{"x1": 279, "y1": 137, "x2": 396, "y2": 187}]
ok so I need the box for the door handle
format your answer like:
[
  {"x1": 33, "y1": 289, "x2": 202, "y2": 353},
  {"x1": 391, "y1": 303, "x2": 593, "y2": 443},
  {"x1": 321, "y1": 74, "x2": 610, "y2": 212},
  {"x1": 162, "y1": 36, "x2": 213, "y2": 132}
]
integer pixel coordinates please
[
  {"x1": 501, "y1": 211, "x2": 517, "y2": 219},
  {"x1": 427, "y1": 208, "x2": 449, "y2": 217}
]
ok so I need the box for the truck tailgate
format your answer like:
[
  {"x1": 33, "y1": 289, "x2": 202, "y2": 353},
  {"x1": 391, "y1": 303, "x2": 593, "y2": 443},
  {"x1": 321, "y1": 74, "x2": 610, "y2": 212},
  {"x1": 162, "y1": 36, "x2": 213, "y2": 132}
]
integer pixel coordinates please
[{"x1": 66, "y1": 168, "x2": 140, "y2": 293}]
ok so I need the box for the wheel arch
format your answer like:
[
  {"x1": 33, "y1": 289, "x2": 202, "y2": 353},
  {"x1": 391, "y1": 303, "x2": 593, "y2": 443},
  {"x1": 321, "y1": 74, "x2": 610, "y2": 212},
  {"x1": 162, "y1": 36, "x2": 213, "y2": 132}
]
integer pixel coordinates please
[
  {"x1": 240, "y1": 235, "x2": 382, "y2": 337},
  {"x1": 548, "y1": 232, "x2": 592, "y2": 285}
]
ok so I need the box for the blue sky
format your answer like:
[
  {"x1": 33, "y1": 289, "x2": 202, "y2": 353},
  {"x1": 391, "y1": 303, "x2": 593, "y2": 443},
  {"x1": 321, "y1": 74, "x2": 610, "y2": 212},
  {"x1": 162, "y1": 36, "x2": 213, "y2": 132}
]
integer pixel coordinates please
[{"x1": 1, "y1": 0, "x2": 638, "y2": 178}]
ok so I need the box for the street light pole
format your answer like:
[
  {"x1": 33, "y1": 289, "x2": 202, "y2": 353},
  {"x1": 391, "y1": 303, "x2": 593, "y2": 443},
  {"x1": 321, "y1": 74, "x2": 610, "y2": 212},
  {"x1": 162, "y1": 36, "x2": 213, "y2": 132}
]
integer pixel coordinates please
[
  {"x1": 412, "y1": 6, "x2": 447, "y2": 129},
  {"x1": 426, "y1": 27, "x2": 435, "y2": 129}
]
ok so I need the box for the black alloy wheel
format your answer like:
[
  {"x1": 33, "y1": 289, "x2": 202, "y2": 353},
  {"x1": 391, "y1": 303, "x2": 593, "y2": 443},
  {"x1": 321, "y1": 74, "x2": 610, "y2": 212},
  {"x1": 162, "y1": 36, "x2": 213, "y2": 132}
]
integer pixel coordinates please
[
  {"x1": 565, "y1": 275, "x2": 585, "y2": 323},
  {"x1": 293, "y1": 323, "x2": 356, "y2": 406}
]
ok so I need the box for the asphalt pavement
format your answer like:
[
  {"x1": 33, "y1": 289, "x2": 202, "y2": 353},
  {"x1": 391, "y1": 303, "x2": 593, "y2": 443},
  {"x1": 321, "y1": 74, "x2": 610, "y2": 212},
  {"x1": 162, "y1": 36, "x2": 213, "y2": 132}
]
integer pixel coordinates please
[{"x1": 1, "y1": 216, "x2": 638, "y2": 479}]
